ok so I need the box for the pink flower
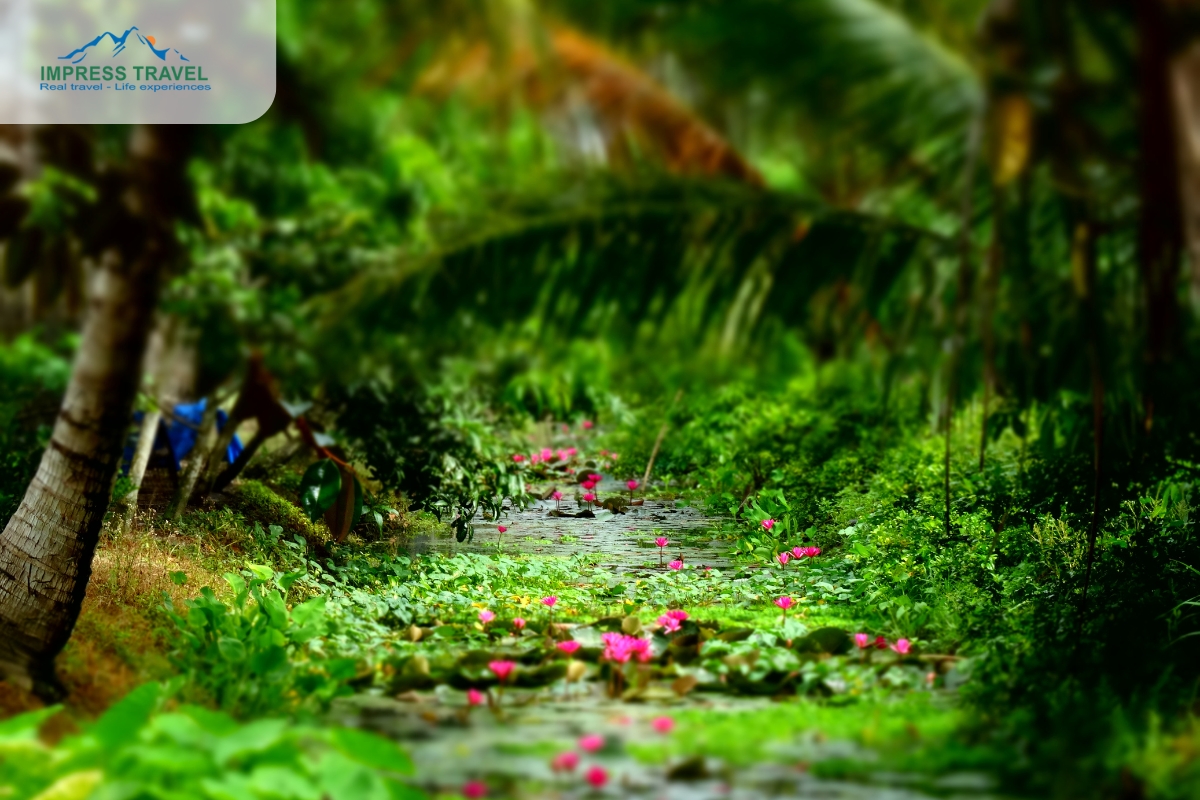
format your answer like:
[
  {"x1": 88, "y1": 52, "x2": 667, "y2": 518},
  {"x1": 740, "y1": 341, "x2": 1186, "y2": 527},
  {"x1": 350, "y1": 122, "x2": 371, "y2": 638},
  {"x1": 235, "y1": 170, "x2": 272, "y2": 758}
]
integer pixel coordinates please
[
  {"x1": 797, "y1": 546, "x2": 821, "y2": 559},
  {"x1": 530, "y1": 453, "x2": 542, "y2": 464},
  {"x1": 611, "y1": 453, "x2": 619, "y2": 460},
  {"x1": 668, "y1": 560, "x2": 683, "y2": 571},
  {"x1": 557, "y1": 640, "x2": 581, "y2": 655},
  {"x1": 657, "y1": 614, "x2": 682, "y2": 633},
  {"x1": 854, "y1": 633, "x2": 870, "y2": 649},
  {"x1": 478, "y1": 609, "x2": 495, "y2": 623},
  {"x1": 626, "y1": 479, "x2": 639, "y2": 491},
  {"x1": 581, "y1": 480, "x2": 596, "y2": 491},
  {"x1": 775, "y1": 596, "x2": 794, "y2": 611},
  {"x1": 562, "y1": 424, "x2": 570, "y2": 433},
  {"x1": 582, "y1": 420, "x2": 594, "y2": 429},
  {"x1": 556, "y1": 449, "x2": 568, "y2": 461},
  {"x1": 655, "y1": 537, "x2": 668, "y2": 548},
  {"x1": 874, "y1": 635, "x2": 888, "y2": 650},
  {"x1": 651, "y1": 716, "x2": 675, "y2": 734},
  {"x1": 566, "y1": 447, "x2": 577, "y2": 457},
  {"x1": 552, "y1": 490, "x2": 564, "y2": 501},
  {"x1": 583, "y1": 492, "x2": 596, "y2": 503},
  {"x1": 488, "y1": 660, "x2": 516, "y2": 682},
  {"x1": 463, "y1": 780, "x2": 487, "y2": 798},
  {"x1": 497, "y1": 525, "x2": 507, "y2": 534},
  {"x1": 891, "y1": 638, "x2": 911, "y2": 655},
  {"x1": 512, "y1": 617, "x2": 526, "y2": 631},
  {"x1": 541, "y1": 448, "x2": 553, "y2": 461},
  {"x1": 777, "y1": 552, "x2": 790, "y2": 567},
  {"x1": 542, "y1": 596, "x2": 558, "y2": 608},
  {"x1": 579, "y1": 734, "x2": 604, "y2": 753},
  {"x1": 466, "y1": 688, "x2": 485, "y2": 706},
  {"x1": 585, "y1": 766, "x2": 608, "y2": 788},
  {"x1": 512, "y1": 454, "x2": 525, "y2": 462},
  {"x1": 551, "y1": 751, "x2": 579, "y2": 772},
  {"x1": 792, "y1": 546, "x2": 804, "y2": 559},
  {"x1": 588, "y1": 473, "x2": 603, "y2": 482},
  {"x1": 666, "y1": 610, "x2": 688, "y2": 621},
  {"x1": 762, "y1": 518, "x2": 775, "y2": 531},
  {"x1": 600, "y1": 632, "x2": 651, "y2": 663}
]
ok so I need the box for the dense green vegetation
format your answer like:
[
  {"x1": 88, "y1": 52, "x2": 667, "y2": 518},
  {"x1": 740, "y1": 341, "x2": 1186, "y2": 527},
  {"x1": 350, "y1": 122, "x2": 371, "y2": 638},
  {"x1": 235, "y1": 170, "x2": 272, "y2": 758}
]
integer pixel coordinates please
[{"x1": 3, "y1": 0, "x2": 1200, "y2": 798}]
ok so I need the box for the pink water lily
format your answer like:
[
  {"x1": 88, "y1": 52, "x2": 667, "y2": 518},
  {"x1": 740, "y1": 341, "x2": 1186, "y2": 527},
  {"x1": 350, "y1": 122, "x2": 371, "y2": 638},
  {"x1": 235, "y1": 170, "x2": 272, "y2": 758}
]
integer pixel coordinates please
[
  {"x1": 583, "y1": 492, "x2": 596, "y2": 503},
  {"x1": 652, "y1": 716, "x2": 675, "y2": 734},
  {"x1": 556, "y1": 449, "x2": 568, "y2": 461},
  {"x1": 466, "y1": 688, "x2": 485, "y2": 706},
  {"x1": 792, "y1": 546, "x2": 805, "y2": 559},
  {"x1": 581, "y1": 480, "x2": 596, "y2": 491},
  {"x1": 775, "y1": 596, "x2": 794, "y2": 611},
  {"x1": 627, "y1": 479, "x2": 639, "y2": 491},
  {"x1": 668, "y1": 560, "x2": 683, "y2": 571},
  {"x1": 610, "y1": 453, "x2": 620, "y2": 460},
  {"x1": 658, "y1": 614, "x2": 682, "y2": 633},
  {"x1": 552, "y1": 490, "x2": 564, "y2": 501},
  {"x1": 496, "y1": 525, "x2": 507, "y2": 534},
  {"x1": 579, "y1": 734, "x2": 604, "y2": 752},
  {"x1": 541, "y1": 448, "x2": 554, "y2": 461},
  {"x1": 582, "y1": 420, "x2": 594, "y2": 429},
  {"x1": 797, "y1": 546, "x2": 821, "y2": 559},
  {"x1": 512, "y1": 617, "x2": 526, "y2": 631},
  {"x1": 655, "y1": 536, "x2": 669, "y2": 548},
  {"x1": 777, "y1": 552, "x2": 790, "y2": 567},
  {"x1": 891, "y1": 638, "x2": 911, "y2": 655},
  {"x1": 601, "y1": 632, "x2": 651, "y2": 663},
  {"x1": 762, "y1": 518, "x2": 775, "y2": 531},
  {"x1": 542, "y1": 596, "x2": 558, "y2": 608},
  {"x1": 588, "y1": 472, "x2": 603, "y2": 482},
  {"x1": 854, "y1": 633, "x2": 870, "y2": 649},
  {"x1": 463, "y1": 780, "x2": 487, "y2": 798},
  {"x1": 874, "y1": 635, "x2": 888, "y2": 650},
  {"x1": 488, "y1": 660, "x2": 516, "y2": 682},
  {"x1": 586, "y1": 766, "x2": 608, "y2": 788},
  {"x1": 530, "y1": 453, "x2": 542, "y2": 464},
  {"x1": 551, "y1": 751, "x2": 579, "y2": 772},
  {"x1": 478, "y1": 609, "x2": 495, "y2": 624},
  {"x1": 557, "y1": 640, "x2": 581, "y2": 655},
  {"x1": 512, "y1": 454, "x2": 525, "y2": 462}
]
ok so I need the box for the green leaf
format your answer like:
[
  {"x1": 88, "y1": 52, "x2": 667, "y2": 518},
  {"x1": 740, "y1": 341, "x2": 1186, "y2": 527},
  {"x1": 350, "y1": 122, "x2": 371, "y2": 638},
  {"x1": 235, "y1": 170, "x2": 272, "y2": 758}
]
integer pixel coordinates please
[
  {"x1": 316, "y1": 751, "x2": 390, "y2": 800},
  {"x1": 91, "y1": 682, "x2": 161, "y2": 751},
  {"x1": 329, "y1": 728, "x2": 413, "y2": 775},
  {"x1": 300, "y1": 459, "x2": 343, "y2": 522},
  {"x1": 169, "y1": 571, "x2": 188, "y2": 586},
  {"x1": 217, "y1": 637, "x2": 247, "y2": 662}
]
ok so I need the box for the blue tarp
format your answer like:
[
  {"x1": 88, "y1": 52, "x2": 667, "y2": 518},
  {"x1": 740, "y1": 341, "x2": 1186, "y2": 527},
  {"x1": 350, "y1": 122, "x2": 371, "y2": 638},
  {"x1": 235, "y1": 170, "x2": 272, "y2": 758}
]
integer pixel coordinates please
[{"x1": 123, "y1": 398, "x2": 244, "y2": 474}]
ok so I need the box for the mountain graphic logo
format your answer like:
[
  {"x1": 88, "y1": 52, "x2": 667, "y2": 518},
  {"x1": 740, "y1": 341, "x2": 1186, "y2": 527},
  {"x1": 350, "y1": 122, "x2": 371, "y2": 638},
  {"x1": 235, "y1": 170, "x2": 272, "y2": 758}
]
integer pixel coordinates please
[{"x1": 60, "y1": 27, "x2": 189, "y2": 65}]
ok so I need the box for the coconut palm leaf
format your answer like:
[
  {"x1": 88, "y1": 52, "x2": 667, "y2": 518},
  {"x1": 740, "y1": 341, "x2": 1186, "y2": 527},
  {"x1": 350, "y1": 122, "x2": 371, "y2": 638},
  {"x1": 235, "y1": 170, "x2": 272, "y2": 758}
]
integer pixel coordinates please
[{"x1": 312, "y1": 179, "x2": 940, "y2": 357}]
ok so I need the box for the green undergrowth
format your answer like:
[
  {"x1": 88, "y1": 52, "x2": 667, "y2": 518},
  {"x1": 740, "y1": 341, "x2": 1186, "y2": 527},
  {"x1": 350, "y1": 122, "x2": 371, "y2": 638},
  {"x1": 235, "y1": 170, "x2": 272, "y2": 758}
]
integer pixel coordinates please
[{"x1": 627, "y1": 692, "x2": 999, "y2": 775}]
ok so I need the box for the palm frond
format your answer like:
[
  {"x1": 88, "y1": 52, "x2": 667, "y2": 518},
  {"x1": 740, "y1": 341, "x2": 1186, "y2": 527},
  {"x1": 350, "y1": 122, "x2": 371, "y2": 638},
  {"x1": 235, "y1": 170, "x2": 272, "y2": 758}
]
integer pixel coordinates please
[{"x1": 312, "y1": 180, "x2": 940, "y2": 357}]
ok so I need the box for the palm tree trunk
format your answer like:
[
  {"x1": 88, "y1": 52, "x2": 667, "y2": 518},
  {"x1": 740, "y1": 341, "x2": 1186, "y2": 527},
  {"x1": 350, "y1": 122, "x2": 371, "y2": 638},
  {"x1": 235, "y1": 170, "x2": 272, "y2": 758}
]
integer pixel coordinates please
[
  {"x1": 0, "y1": 126, "x2": 190, "y2": 695},
  {"x1": 163, "y1": 400, "x2": 219, "y2": 522},
  {"x1": 0, "y1": 257, "x2": 161, "y2": 694},
  {"x1": 117, "y1": 408, "x2": 162, "y2": 532}
]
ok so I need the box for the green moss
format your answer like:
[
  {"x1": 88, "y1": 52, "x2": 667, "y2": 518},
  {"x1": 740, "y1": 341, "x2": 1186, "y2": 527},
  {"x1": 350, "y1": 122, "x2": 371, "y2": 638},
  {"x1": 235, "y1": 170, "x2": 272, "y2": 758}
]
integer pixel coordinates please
[{"x1": 225, "y1": 479, "x2": 326, "y2": 541}]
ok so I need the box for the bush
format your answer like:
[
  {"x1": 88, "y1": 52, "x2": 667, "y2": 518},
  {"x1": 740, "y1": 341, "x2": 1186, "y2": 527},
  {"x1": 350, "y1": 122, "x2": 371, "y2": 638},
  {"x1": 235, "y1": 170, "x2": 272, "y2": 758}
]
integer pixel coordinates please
[{"x1": 0, "y1": 682, "x2": 423, "y2": 799}]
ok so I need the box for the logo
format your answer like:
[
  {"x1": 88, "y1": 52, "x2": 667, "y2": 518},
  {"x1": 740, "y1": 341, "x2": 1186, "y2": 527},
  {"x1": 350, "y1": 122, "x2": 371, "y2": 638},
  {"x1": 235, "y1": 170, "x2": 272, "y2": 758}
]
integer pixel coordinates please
[
  {"x1": 60, "y1": 26, "x2": 189, "y2": 64},
  {"x1": 41, "y1": 25, "x2": 210, "y2": 87}
]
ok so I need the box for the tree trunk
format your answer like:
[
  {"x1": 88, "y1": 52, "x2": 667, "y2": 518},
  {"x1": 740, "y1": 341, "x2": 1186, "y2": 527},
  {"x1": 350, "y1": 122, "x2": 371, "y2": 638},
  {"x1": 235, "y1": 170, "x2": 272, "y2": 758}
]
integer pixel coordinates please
[
  {"x1": 117, "y1": 408, "x2": 162, "y2": 533},
  {"x1": 164, "y1": 400, "x2": 219, "y2": 522},
  {"x1": 210, "y1": 427, "x2": 268, "y2": 496},
  {"x1": 0, "y1": 126, "x2": 191, "y2": 695}
]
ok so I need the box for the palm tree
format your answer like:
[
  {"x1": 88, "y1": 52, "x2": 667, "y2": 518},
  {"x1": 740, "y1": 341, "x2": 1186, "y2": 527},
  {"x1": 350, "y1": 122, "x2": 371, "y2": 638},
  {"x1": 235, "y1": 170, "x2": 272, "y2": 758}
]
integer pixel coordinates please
[{"x1": 0, "y1": 126, "x2": 193, "y2": 695}]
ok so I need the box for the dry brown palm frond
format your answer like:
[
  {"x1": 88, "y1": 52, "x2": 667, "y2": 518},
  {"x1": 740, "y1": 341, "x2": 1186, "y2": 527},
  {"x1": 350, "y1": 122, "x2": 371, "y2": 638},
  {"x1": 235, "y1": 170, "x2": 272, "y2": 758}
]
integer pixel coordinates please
[{"x1": 417, "y1": 23, "x2": 761, "y2": 185}]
